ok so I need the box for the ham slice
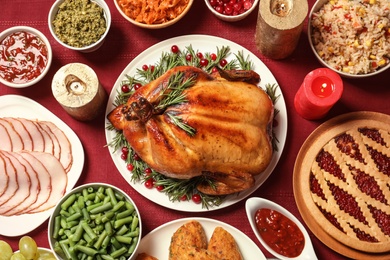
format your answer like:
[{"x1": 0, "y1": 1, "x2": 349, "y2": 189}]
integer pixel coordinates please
[
  {"x1": 0, "y1": 118, "x2": 24, "y2": 151},
  {"x1": 0, "y1": 153, "x2": 18, "y2": 207},
  {"x1": 0, "y1": 155, "x2": 9, "y2": 197},
  {"x1": 41, "y1": 121, "x2": 73, "y2": 172},
  {"x1": 14, "y1": 118, "x2": 45, "y2": 152},
  {"x1": 0, "y1": 151, "x2": 40, "y2": 216},
  {"x1": 4, "y1": 118, "x2": 33, "y2": 151},
  {"x1": 0, "y1": 151, "x2": 31, "y2": 215},
  {"x1": 0, "y1": 123, "x2": 12, "y2": 151},
  {"x1": 26, "y1": 151, "x2": 67, "y2": 214}
]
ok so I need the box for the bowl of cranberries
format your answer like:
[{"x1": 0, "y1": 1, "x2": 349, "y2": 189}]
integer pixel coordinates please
[{"x1": 205, "y1": 0, "x2": 259, "y2": 22}]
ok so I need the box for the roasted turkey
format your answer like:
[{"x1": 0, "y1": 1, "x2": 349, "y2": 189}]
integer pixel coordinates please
[{"x1": 108, "y1": 66, "x2": 274, "y2": 195}]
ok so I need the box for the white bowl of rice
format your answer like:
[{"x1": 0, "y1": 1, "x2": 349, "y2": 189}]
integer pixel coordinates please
[{"x1": 308, "y1": 0, "x2": 390, "y2": 78}]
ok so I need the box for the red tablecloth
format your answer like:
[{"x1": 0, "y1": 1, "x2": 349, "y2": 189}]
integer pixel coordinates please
[{"x1": 1, "y1": 1, "x2": 389, "y2": 259}]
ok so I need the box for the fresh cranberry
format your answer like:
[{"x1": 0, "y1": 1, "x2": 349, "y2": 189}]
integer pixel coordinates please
[{"x1": 171, "y1": 45, "x2": 179, "y2": 53}]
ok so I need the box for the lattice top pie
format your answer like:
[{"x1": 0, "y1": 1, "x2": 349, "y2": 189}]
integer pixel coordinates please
[{"x1": 308, "y1": 124, "x2": 390, "y2": 253}]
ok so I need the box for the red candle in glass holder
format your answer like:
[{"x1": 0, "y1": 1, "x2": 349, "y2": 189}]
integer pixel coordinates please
[{"x1": 294, "y1": 68, "x2": 343, "y2": 120}]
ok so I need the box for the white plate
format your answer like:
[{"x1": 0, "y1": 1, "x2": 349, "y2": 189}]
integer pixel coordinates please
[
  {"x1": 105, "y1": 34, "x2": 287, "y2": 212},
  {"x1": 136, "y1": 217, "x2": 266, "y2": 260},
  {"x1": 0, "y1": 94, "x2": 84, "y2": 237}
]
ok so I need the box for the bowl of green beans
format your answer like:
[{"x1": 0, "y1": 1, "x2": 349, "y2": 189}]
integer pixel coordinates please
[{"x1": 48, "y1": 183, "x2": 141, "y2": 260}]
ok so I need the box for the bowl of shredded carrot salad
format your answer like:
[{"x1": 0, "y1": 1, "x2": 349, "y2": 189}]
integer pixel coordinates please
[{"x1": 114, "y1": 0, "x2": 193, "y2": 29}]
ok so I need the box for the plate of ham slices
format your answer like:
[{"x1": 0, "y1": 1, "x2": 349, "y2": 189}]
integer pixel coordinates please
[{"x1": 0, "y1": 94, "x2": 84, "y2": 237}]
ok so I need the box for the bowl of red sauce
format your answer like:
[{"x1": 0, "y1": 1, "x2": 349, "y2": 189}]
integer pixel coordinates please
[
  {"x1": 0, "y1": 26, "x2": 52, "y2": 88},
  {"x1": 246, "y1": 197, "x2": 318, "y2": 260}
]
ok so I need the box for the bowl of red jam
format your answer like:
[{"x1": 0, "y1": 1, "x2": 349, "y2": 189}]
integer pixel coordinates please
[
  {"x1": 0, "y1": 26, "x2": 52, "y2": 88},
  {"x1": 246, "y1": 197, "x2": 318, "y2": 259},
  {"x1": 204, "y1": 0, "x2": 259, "y2": 22}
]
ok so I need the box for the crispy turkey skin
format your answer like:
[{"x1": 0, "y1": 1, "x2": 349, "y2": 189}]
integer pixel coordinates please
[{"x1": 108, "y1": 66, "x2": 274, "y2": 195}]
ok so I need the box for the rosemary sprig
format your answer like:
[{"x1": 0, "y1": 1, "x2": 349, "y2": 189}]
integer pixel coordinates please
[
  {"x1": 155, "y1": 71, "x2": 195, "y2": 111},
  {"x1": 265, "y1": 83, "x2": 281, "y2": 152},
  {"x1": 167, "y1": 113, "x2": 196, "y2": 137}
]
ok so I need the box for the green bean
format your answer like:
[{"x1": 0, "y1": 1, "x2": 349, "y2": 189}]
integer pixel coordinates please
[
  {"x1": 72, "y1": 222, "x2": 84, "y2": 242},
  {"x1": 101, "y1": 255, "x2": 114, "y2": 260},
  {"x1": 115, "y1": 235, "x2": 132, "y2": 244},
  {"x1": 67, "y1": 211, "x2": 82, "y2": 222},
  {"x1": 81, "y1": 221, "x2": 97, "y2": 241},
  {"x1": 87, "y1": 201, "x2": 103, "y2": 212},
  {"x1": 53, "y1": 215, "x2": 61, "y2": 239},
  {"x1": 104, "y1": 222, "x2": 113, "y2": 236},
  {"x1": 112, "y1": 201, "x2": 125, "y2": 212},
  {"x1": 128, "y1": 237, "x2": 138, "y2": 254},
  {"x1": 101, "y1": 211, "x2": 114, "y2": 223},
  {"x1": 94, "y1": 230, "x2": 107, "y2": 250},
  {"x1": 116, "y1": 209, "x2": 132, "y2": 220},
  {"x1": 61, "y1": 194, "x2": 77, "y2": 210},
  {"x1": 90, "y1": 202, "x2": 113, "y2": 214},
  {"x1": 114, "y1": 216, "x2": 132, "y2": 229},
  {"x1": 82, "y1": 208, "x2": 90, "y2": 222},
  {"x1": 124, "y1": 228, "x2": 139, "y2": 238},
  {"x1": 110, "y1": 237, "x2": 122, "y2": 249},
  {"x1": 110, "y1": 247, "x2": 127, "y2": 258},
  {"x1": 105, "y1": 188, "x2": 118, "y2": 205},
  {"x1": 75, "y1": 244, "x2": 98, "y2": 256},
  {"x1": 87, "y1": 187, "x2": 94, "y2": 193},
  {"x1": 101, "y1": 235, "x2": 111, "y2": 249},
  {"x1": 59, "y1": 240, "x2": 77, "y2": 260},
  {"x1": 115, "y1": 225, "x2": 128, "y2": 236},
  {"x1": 131, "y1": 216, "x2": 139, "y2": 232}
]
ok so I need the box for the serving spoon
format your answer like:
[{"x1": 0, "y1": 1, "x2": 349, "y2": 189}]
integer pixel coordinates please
[{"x1": 245, "y1": 197, "x2": 318, "y2": 260}]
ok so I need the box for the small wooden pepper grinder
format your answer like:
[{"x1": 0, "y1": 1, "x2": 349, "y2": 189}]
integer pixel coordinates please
[{"x1": 256, "y1": 0, "x2": 308, "y2": 59}]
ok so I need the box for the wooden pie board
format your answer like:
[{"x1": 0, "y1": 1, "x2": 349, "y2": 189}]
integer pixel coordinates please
[{"x1": 293, "y1": 111, "x2": 390, "y2": 259}]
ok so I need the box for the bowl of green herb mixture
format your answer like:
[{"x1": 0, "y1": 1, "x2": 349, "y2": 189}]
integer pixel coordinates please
[
  {"x1": 48, "y1": 183, "x2": 142, "y2": 260},
  {"x1": 48, "y1": 0, "x2": 111, "y2": 52}
]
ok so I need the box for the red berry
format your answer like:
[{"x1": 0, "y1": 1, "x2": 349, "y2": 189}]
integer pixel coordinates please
[
  {"x1": 142, "y1": 64, "x2": 148, "y2": 71},
  {"x1": 192, "y1": 194, "x2": 202, "y2": 204},
  {"x1": 156, "y1": 185, "x2": 164, "y2": 192},
  {"x1": 196, "y1": 52, "x2": 204, "y2": 59},
  {"x1": 144, "y1": 167, "x2": 152, "y2": 175},
  {"x1": 133, "y1": 153, "x2": 141, "y2": 161},
  {"x1": 186, "y1": 54, "x2": 193, "y2": 61},
  {"x1": 219, "y1": 59, "x2": 228, "y2": 67},
  {"x1": 121, "y1": 153, "x2": 127, "y2": 160},
  {"x1": 127, "y1": 164, "x2": 134, "y2": 171},
  {"x1": 210, "y1": 53, "x2": 217, "y2": 61},
  {"x1": 180, "y1": 195, "x2": 188, "y2": 201},
  {"x1": 121, "y1": 84, "x2": 130, "y2": 93},
  {"x1": 200, "y1": 58, "x2": 209, "y2": 67},
  {"x1": 171, "y1": 45, "x2": 179, "y2": 53},
  {"x1": 133, "y1": 83, "x2": 142, "y2": 90},
  {"x1": 144, "y1": 178, "x2": 154, "y2": 189}
]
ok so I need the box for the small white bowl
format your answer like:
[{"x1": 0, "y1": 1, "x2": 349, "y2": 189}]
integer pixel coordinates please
[
  {"x1": 48, "y1": 0, "x2": 111, "y2": 52},
  {"x1": 48, "y1": 183, "x2": 142, "y2": 260},
  {"x1": 308, "y1": 0, "x2": 390, "y2": 78},
  {"x1": 246, "y1": 197, "x2": 318, "y2": 260},
  {"x1": 204, "y1": 0, "x2": 259, "y2": 22},
  {"x1": 114, "y1": 0, "x2": 194, "y2": 29},
  {"x1": 0, "y1": 26, "x2": 52, "y2": 88}
]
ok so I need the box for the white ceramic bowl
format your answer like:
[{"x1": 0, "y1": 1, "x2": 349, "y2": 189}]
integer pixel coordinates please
[
  {"x1": 204, "y1": 0, "x2": 259, "y2": 22},
  {"x1": 114, "y1": 0, "x2": 194, "y2": 29},
  {"x1": 246, "y1": 197, "x2": 318, "y2": 260},
  {"x1": 48, "y1": 0, "x2": 111, "y2": 52},
  {"x1": 0, "y1": 26, "x2": 52, "y2": 88},
  {"x1": 48, "y1": 183, "x2": 142, "y2": 260},
  {"x1": 308, "y1": 0, "x2": 390, "y2": 78}
]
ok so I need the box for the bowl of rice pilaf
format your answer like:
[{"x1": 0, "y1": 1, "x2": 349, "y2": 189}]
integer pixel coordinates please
[
  {"x1": 114, "y1": 0, "x2": 194, "y2": 29},
  {"x1": 309, "y1": 0, "x2": 390, "y2": 78}
]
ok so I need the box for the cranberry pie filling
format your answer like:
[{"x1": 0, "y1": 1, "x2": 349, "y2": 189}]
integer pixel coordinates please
[{"x1": 309, "y1": 127, "x2": 390, "y2": 248}]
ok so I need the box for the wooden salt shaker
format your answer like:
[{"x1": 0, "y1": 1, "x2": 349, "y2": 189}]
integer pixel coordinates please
[
  {"x1": 52, "y1": 63, "x2": 107, "y2": 121},
  {"x1": 256, "y1": 0, "x2": 308, "y2": 59}
]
